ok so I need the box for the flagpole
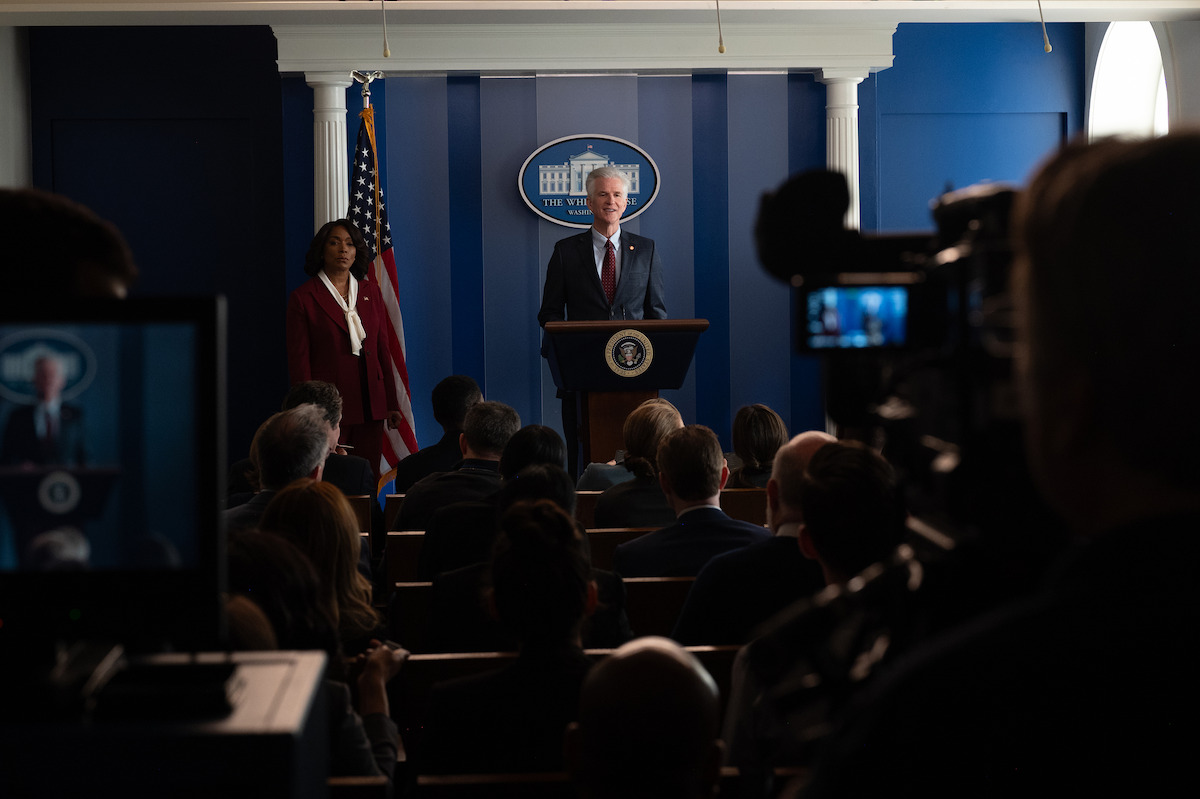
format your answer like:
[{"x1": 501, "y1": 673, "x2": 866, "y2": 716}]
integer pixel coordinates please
[
  {"x1": 346, "y1": 68, "x2": 420, "y2": 480},
  {"x1": 352, "y1": 69, "x2": 384, "y2": 111}
]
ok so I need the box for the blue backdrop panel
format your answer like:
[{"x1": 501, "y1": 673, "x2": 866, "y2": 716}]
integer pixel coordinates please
[
  {"x1": 786, "y1": 73, "x2": 831, "y2": 434},
  {"x1": 386, "y1": 77, "x2": 454, "y2": 449},
  {"x1": 637, "y1": 75, "x2": 697, "y2": 425},
  {"x1": 879, "y1": 111, "x2": 1066, "y2": 231},
  {"x1": 479, "y1": 77, "x2": 541, "y2": 425},
  {"x1": 691, "y1": 74, "x2": 731, "y2": 434},
  {"x1": 447, "y1": 77, "x2": 486, "y2": 388},
  {"x1": 726, "y1": 73, "x2": 792, "y2": 446}
]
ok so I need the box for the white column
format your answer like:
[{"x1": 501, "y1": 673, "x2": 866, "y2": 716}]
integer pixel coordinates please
[
  {"x1": 306, "y1": 72, "x2": 353, "y2": 231},
  {"x1": 819, "y1": 68, "x2": 868, "y2": 231}
]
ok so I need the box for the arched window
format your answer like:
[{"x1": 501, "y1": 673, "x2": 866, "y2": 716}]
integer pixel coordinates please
[{"x1": 1090, "y1": 21, "x2": 1168, "y2": 140}]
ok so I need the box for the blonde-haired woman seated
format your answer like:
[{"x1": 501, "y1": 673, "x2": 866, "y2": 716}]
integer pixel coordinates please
[{"x1": 260, "y1": 479, "x2": 384, "y2": 654}]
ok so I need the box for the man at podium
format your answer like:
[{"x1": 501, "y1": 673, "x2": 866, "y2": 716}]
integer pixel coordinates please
[{"x1": 538, "y1": 166, "x2": 667, "y2": 475}]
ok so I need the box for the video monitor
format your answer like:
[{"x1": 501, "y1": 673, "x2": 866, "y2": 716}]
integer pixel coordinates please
[
  {"x1": 0, "y1": 297, "x2": 227, "y2": 652},
  {"x1": 802, "y1": 285, "x2": 910, "y2": 350}
]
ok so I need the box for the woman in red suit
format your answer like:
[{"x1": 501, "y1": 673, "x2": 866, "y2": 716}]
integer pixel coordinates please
[{"x1": 287, "y1": 219, "x2": 402, "y2": 479}]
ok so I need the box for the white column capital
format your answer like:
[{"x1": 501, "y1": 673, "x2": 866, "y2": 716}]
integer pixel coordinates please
[
  {"x1": 817, "y1": 68, "x2": 870, "y2": 85},
  {"x1": 305, "y1": 73, "x2": 353, "y2": 233}
]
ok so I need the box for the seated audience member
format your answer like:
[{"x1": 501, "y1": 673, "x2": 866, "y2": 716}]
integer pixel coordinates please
[
  {"x1": 225, "y1": 529, "x2": 407, "y2": 783},
  {"x1": 394, "y1": 400, "x2": 520, "y2": 531},
  {"x1": 672, "y1": 431, "x2": 834, "y2": 645},
  {"x1": 0, "y1": 186, "x2": 138, "y2": 299},
  {"x1": 726, "y1": 404, "x2": 789, "y2": 489},
  {"x1": 259, "y1": 479, "x2": 384, "y2": 653},
  {"x1": 222, "y1": 404, "x2": 329, "y2": 532},
  {"x1": 593, "y1": 399, "x2": 683, "y2": 528},
  {"x1": 420, "y1": 499, "x2": 596, "y2": 774},
  {"x1": 424, "y1": 463, "x2": 634, "y2": 652},
  {"x1": 391, "y1": 374, "x2": 482, "y2": 493},
  {"x1": 802, "y1": 134, "x2": 1200, "y2": 794},
  {"x1": 417, "y1": 423, "x2": 566, "y2": 578},
  {"x1": 566, "y1": 636, "x2": 725, "y2": 799},
  {"x1": 721, "y1": 440, "x2": 910, "y2": 773},
  {"x1": 613, "y1": 425, "x2": 770, "y2": 578},
  {"x1": 230, "y1": 381, "x2": 375, "y2": 504},
  {"x1": 577, "y1": 397, "x2": 677, "y2": 490}
]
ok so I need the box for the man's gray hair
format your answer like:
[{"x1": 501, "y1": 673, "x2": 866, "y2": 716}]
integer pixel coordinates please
[
  {"x1": 586, "y1": 166, "x2": 632, "y2": 196},
  {"x1": 253, "y1": 404, "x2": 330, "y2": 490}
]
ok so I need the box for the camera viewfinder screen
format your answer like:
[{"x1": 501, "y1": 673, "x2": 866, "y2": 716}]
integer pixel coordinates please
[{"x1": 804, "y1": 286, "x2": 908, "y2": 349}]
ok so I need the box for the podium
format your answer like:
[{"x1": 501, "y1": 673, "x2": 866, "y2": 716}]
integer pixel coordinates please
[{"x1": 544, "y1": 319, "x2": 708, "y2": 464}]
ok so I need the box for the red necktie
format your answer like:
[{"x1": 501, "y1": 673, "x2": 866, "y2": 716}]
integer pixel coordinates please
[{"x1": 602, "y1": 239, "x2": 616, "y2": 305}]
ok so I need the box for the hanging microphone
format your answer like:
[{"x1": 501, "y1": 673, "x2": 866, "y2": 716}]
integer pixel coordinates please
[
  {"x1": 381, "y1": 0, "x2": 391, "y2": 58},
  {"x1": 1037, "y1": 0, "x2": 1053, "y2": 53},
  {"x1": 716, "y1": 0, "x2": 726, "y2": 54}
]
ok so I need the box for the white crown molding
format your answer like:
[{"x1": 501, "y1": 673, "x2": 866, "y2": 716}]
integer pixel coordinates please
[{"x1": 275, "y1": 21, "x2": 898, "y2": 75}]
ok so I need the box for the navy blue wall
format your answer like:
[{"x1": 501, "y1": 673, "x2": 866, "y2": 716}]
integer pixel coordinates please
[
  {"x1": 28, "y1": 22, "x2": 1083, "y2": 461},
  {"x1": 29, "y1": 26, "x2": 285, "y2": 462}
]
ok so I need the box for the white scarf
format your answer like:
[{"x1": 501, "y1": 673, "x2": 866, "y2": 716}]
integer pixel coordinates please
[{"x1": 319, "y1": 271, "x2": 367, "y2": 356}]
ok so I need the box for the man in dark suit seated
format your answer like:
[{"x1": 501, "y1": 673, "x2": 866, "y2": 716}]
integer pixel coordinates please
[
  {"x1": 421, "y1": 462, "x2": 633, "y2": 653},
  {"x1": 394, "y1": 400, "x2": 519, "y2": 531},
  {"x1": 613, "y1": 425, "x2": 770, "y2": 578},
  {"x1": 417, "y1": 423, "x2": 566, "y2": 579},
  {"x1": 1, "y1": 355, "x2": 87, "y2": 468},
  {"x1": 671, "y1": 430, "x2": 835, "y2": 645},
  {"x1": 221, "y1": 404, "x2": 329, "y2": 532},
  {"x1": 722, "y1": 440, "x2": 908, "y2": 769},
  {"x1": 390, "y1": 374, "x2": 481, "y2": 494}
]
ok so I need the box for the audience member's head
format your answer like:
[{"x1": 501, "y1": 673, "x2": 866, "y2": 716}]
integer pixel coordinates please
[
  {"x1": 1012, "y1": 132, "x2": 1200, "y2": 531},
  {"x1": 498, "y1": 424, "x2": 567, "y2": 479},
  {"x1": 225, "y1": 528, "x2": 342, "y2": 672},
  {"x1": 731, "y1": 404, "x2": 789, "y2": 473},
  {"x1": 488, "y1": 499, "x2": 595, "y2": 646},
  {"x1": 657, "y1": 425, "x2": 727, "y2": 507},
  {"x1": 24, "y1": 527, "x2": 90, "y2": 571},
  {"x1": 622, "y1": 398, "x2": 684, "y2": 479},
  {"x1": 797, "y1": 440, "x2": 907, "y2": 584},
  {"x1": 496, "y1": 463, "x2": 578, "y2": 517},
  {"x1": 0, "y1": 187, "x2": 138, "y2": 298},
  {"x1": 282, "y1": 380, "x2": 343, "y2": 453},
  {"x1": 460, "y1": 400, "x2": 521, "y2": 460},
  {"x1": 567, "y1": 636, "x2": 724, "y2": 799},
  {"x1": 252, "y1": 404, "x2": 330, "y2": 490},
  {"x1": 259, "y1": 479, "x2": 379, "y2": 644},
  {"x1": 431, "y1": 374, "x2": 483, "y2": 434},
  {"x1": 225, "y1": 593, "x2": 279, "y2": 651},
  {"x1": 766, "y1": 430, "x2": 838, "y2": 530}
]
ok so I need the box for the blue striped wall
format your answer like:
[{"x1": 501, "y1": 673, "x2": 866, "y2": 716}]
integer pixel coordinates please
[{"x1": 28, "y1": 22, "x2": 1085, "y2": 456}]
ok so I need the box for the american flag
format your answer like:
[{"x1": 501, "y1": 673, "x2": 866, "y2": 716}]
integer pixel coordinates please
[{"x1": 348, "y1": 104, "x2": 418, "y2": 479}]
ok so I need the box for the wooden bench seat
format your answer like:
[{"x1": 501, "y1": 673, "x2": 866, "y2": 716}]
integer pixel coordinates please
[
  {"x1": 388, "y1": 572, "x2": 695, "y2": 654},
  {"x1": 385, "y1": 526, "x2": 657, "y2": 586},
  {"x1": 394, "y1": 644, "x2": 740, "y2": 741}
]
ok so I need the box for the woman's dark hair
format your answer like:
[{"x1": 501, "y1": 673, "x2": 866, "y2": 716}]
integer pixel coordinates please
[
  {"x1": 226, "y1": 528, "x2": 345, "y2": 677},
  {"x1": 732, "y1": 404, "x2": 789, "y2": 471},
  {"x1": 303, "y1": 219, "x2": 371, "y2": 280},
  {"x1": 489, "y1": 499, "x2": 591, "y2": 645}
]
